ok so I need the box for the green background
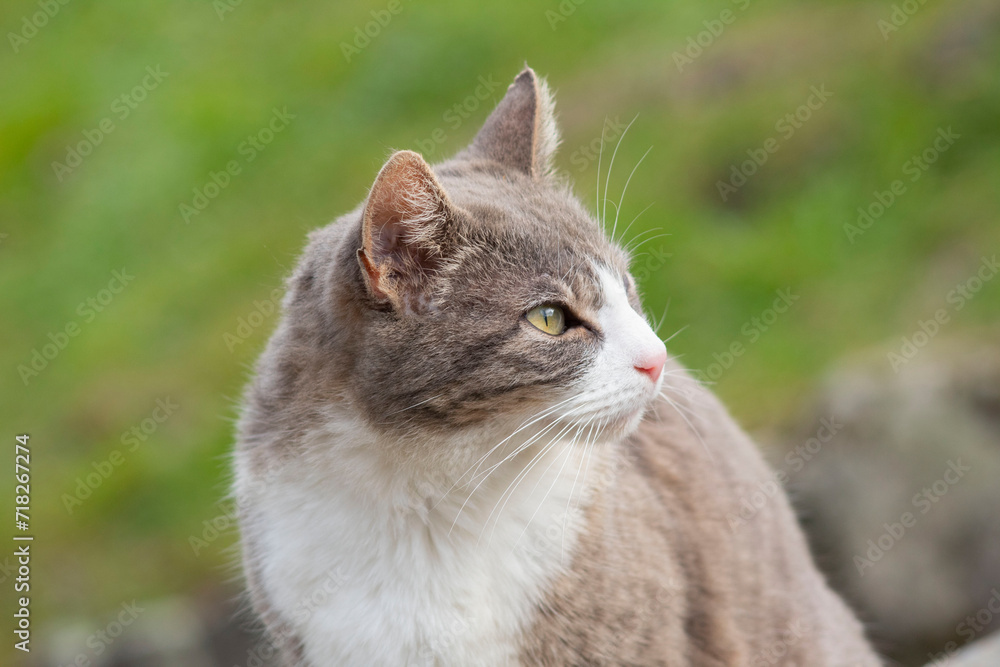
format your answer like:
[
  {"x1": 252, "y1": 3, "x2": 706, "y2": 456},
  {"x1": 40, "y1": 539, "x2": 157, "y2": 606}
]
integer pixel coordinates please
[{"x1": 1, "y1": 0, "x2": 998, "y2": 664}]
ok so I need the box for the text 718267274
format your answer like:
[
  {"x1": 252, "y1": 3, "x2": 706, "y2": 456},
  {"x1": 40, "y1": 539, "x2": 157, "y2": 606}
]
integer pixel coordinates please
[{"x1": 13, "y1": 434, "x2": 32, "y2": 653}]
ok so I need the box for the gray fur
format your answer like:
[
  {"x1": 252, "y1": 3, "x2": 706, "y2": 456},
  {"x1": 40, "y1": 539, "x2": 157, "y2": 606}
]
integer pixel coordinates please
[{"x1": 234, "y1": 66, "x2": 881, "y2": 665}]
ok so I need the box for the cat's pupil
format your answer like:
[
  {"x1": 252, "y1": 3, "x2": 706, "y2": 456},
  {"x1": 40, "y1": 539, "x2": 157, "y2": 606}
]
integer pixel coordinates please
[{"x1": 527, "y1": 304, "x2": 566, "y2": 335}]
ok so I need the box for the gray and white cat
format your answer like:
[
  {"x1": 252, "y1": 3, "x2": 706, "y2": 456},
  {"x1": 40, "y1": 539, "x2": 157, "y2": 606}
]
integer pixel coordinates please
[{"x1": 233, "y1": 67, "x2": 881, "y2": 666}]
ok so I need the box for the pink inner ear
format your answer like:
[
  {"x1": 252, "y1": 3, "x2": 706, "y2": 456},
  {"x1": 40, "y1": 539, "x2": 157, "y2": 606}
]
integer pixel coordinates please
[
  {"x1": 359, "y1": 151, "x2": 452, "y2": 309},
  {"x1": 462, "y1": 67, "x2": 559, "y2": 180},
  {"x1": 373, "y1": 212, "x2": 403, "y2": 255}
]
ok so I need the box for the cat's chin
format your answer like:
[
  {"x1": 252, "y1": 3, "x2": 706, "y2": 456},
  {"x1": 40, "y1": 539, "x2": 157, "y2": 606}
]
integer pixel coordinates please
[
  {"x1": 614, "y1": 407, "x2": 652, "y2": 438},
  {"x1": 578, "y1": 399, "x2": 654, "y2": 443}
]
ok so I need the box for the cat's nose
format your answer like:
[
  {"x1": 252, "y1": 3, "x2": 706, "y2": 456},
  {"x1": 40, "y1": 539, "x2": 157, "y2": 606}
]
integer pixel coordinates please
[{"x1": 634, "y1": 348, "x2": 666, "y2": 383}]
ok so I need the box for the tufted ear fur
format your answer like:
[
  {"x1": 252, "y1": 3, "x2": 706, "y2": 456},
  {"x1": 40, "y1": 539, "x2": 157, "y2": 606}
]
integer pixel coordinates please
[
  {"x1": 357, "y1": 150, "x2": 454, "y2": 314},
  {"x1": 467, "y1": 66, "x2": 560, "y2": 179}
]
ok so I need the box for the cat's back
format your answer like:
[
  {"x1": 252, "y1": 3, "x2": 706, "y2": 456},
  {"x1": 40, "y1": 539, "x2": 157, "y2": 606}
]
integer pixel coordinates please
[{"x1": 520, "y1": 363, "x2": 879, "y2": 665}]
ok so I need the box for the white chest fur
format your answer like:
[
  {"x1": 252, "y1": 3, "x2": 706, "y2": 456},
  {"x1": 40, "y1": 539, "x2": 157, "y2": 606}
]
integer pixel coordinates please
[{"x1": 239, "y1": 417, "x2": 604, "y2": 667}]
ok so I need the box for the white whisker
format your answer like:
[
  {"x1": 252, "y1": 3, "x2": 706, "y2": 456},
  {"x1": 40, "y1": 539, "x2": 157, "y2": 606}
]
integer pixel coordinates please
[
  {"x1": 434, "y1": 394, "x2": 581, "y2": 512},
  {"x1": 511, "y1": 421, "x2": 581, "y2": 552},
  {"x1": 652, "y1": 297, "x2": 671, "y2": 336},
  {"x1": 383, "y1": 393, "x2": 444, "y2": 418},
  {"x1": 602, "y1": 113, "x2": 639, "y2": 228},
  {"x1": 596, "y1": 116, "x2": 606, "y2": 219},
  {"x1": 448, "y1": 417, "x2": 566, "y2": 537},
  {"x1": 658, "y1": 389, "x2": 716, "y2": 463},
  {"x1": 560, "y1": 416, "x2": 601, "y2": 561},
  {"x1": 661, "y1": 324, "x2": 689, "y2": 346},
  {"x1": 625, "y1": 231, "x2": 671, "y2": 255},
  {"x1": 482, "y1": 418, "x2": 581, "y2": 546},
  {"x1": 611, "y1": 146, "x2": 652, "y2": 242},
  {"x1": 620, "y1": 202, "x2": 655, "y2": 250}
]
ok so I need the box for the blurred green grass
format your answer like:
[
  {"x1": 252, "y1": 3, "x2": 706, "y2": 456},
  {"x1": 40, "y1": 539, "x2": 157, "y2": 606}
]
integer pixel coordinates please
[{"x1": 1, "y1": 0, "x2": 999, "y2": 660}]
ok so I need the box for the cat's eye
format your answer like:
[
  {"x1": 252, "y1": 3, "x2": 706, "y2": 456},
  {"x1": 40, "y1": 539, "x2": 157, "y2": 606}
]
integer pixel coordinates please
[{"x1": 526, "y1": 304, "x2": 566, "y2": 336}]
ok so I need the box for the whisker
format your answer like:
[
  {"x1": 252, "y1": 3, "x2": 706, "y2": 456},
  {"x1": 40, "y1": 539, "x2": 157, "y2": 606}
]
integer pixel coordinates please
[
  {"x1": 481, "y1": 441, "x2": 557, "y2": 546},
  {"x1": 596, "y1": 116, "x2": 606, "y2": 220},
  {"x1": 620, "y1": 202, "x2": 655, "y2": 250},
  {"x1": 658, "y1": 389, "x2": 716, "y2": 464},
  {"x1": 448, "y1": 417, "x2": 566, "y2": 536},
  {"x1": 469, "y1": 397, "x2": 591, "y2": 485},
  {"x1": 611, "y1": 145, "x2": 652, "y2": 242},
  {"x1": 469, "y1": 418, "x2": 562, "y2": 489},
  {"x1": 602, "y1": 113, "x2": 639, "y2": 228},
  {"x1": 625, "y1": 232, "x2": 671, "y2": 255},
  {"x1": 560, "y1": 416, "x2": 600, "y2": 560},
  {"x1": 432, "y1": 396, "x2": 580, "y2": 518},
  {"x1": 383, "y1": 393, "x2": 444, "y2": 418},
  {"x1": 511, "y1": 421, "x2": 582, "y2": 551},
  {"x1": 661, "y1": 324, "x2": 689, "y2": 346},
  {"x1": 652, "y1": 297, "x2": 671, "y2": 335},
  {"x1": 600, "y1": 198, "x2": 619, "y2": 223},
  {"x1": 623, "y1": 226, "x2": 664, "y2": 253},
  {"x1": 659, "y1": 379, "x2": 706, "y2": 411},
  {"x1": 482, "y1": 418, "x2": 580, "y2": 545},
  {"x1": 445, "y1": 394, "x2": 579, "y2": 496}
]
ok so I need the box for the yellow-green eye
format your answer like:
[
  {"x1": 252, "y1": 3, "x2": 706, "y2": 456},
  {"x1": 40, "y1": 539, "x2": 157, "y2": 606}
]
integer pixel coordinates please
[{"x1": 526, "y1": 304, "x2": 566, "y2": 336}]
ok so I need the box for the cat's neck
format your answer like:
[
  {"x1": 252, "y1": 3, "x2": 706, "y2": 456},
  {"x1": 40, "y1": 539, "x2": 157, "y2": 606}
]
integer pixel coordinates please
[
  {"x1": 272, "y1": 408, "x2": 612, "y2": 543},
  {"x1": 243, "y1": 409, "x2": 613, "y2": 665}
]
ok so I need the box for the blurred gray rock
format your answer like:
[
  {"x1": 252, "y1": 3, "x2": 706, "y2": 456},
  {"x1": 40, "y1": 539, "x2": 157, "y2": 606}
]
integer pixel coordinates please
[
  {"x1": 34, "y1": 590, "x2": 260, "y2": 667},
  {"x1": 777, "y1": 337, "x2": 1000, "y2": 666},
  {"x1": 944, "y1": 630, "x2": 1000, "y2": 667}
]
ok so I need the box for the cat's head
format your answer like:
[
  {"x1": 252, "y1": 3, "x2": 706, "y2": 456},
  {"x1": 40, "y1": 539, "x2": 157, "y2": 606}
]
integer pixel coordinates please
[{"x1": 274, "y1": 67, "x2": 666, "y2": 452}]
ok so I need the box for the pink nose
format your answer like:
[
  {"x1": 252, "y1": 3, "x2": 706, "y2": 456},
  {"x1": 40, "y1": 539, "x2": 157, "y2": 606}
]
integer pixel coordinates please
[{"x1": 634, "y1": 349, "x2": 666, "y2": 383}]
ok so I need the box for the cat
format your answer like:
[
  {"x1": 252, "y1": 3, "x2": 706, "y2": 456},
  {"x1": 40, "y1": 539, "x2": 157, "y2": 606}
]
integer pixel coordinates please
[{"x1": 233, "y1": 66, "x2": 882, "y2": 666}]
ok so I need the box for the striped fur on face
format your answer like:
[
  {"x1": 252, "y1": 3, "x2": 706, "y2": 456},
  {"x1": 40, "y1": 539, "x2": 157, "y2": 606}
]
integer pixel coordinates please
[
  {"x1": 347, "y1": 169, "x2": 650, "y2": 437},
  {"x1": 247, "y1": 70, "x2": 666, "y2": 452}
]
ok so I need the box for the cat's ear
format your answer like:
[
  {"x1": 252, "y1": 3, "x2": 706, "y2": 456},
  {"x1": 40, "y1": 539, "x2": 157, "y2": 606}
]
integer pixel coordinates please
[
  {"x1": 468, "y1": 66, "x2": 560, "y2": 179},
  {"x1": 357, "y1": 150, "x2": 453, "y2": 313}
]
